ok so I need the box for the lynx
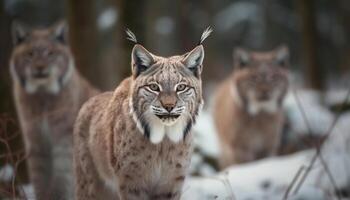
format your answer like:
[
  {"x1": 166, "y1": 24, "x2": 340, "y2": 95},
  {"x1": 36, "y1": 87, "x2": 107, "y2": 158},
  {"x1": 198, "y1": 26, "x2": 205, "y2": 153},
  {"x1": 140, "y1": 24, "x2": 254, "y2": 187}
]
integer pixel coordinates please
[
  {"x1": 213, "y1": 46, "x2": 289, "y2": 168},
  {"x1": 73, "y1": 29, "x2": 211, "y2": 200},
  {"x1": 10, "y1": 21, "x2": 99, "y2": 200}
]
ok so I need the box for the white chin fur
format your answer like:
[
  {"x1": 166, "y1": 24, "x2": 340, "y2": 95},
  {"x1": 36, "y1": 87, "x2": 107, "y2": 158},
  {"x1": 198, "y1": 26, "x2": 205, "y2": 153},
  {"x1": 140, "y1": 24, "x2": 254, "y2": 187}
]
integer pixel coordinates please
[
  {"x1": 14, "y1": 62, "x2": 74, "y2": 95},
  {"x1": 248, "y1": 99, "x2": 278, "y2": 115},
  {"x1": 166, "y1": 117, "x2": 187, "y2": 143},
  {"x1": 149, "y1": 121, "x2": 165, "y2": 144},
  {"x1": 147, "y1": 113, "x2": 186, "y2": 144},
  {"x1": 247, "y1": 89, "x2": 282, "y2": 115},
  {"x1": 131, "y1": 106, "x2": 188, "y2": 144},
  {"x1": 24, "y1": 79, "x2": 60, "y2": 94}
]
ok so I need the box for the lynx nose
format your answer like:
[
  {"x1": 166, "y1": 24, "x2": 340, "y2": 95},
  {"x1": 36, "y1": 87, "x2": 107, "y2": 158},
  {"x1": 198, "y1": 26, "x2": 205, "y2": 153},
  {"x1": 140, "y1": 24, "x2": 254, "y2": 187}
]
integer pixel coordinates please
[
  {"x1": 159, "y1": 92, "x2": 177, "y2": 113},
  {"x1": 257, "y1": 92, "x2": 270, "y2": 101},
  {"x1": 163, "y1": 105, "x2": 175, "y2": 112},
  {"x1": 33, "y1": 65, "x2": 49, "y2": 77}
]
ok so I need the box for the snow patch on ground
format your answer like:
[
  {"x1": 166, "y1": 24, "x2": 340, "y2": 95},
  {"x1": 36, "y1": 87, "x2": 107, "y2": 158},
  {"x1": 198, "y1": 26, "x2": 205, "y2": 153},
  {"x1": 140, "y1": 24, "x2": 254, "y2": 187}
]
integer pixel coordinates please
[
  {"x1": 193, "y1": 110, "x2": 220, "y2": 158},
  {"x1": 284, "y1": 89, "x2": 334, "y2": 136},
  {"x1": 0, "y1": 164, "x2": 14, "y2": 182},
  {"x1": 186, "y1": 88, "x2": 350, "y2": 199},
  {"x1": 21, "y1": 184, "x2": 35, "y2": 200}
]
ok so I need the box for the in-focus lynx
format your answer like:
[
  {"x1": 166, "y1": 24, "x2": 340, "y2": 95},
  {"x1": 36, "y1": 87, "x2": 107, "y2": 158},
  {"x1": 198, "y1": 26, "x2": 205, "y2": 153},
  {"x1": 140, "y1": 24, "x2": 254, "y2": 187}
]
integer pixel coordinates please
[
  {"x1": 73, "y1": 29, "x2": 211, "y2": 200},
  {"x1": 10, "y1": 21, "x2": 99, "y2": 200},
  {"x1": 213, "y1": 46, "x2": 289, "y2": 168}
]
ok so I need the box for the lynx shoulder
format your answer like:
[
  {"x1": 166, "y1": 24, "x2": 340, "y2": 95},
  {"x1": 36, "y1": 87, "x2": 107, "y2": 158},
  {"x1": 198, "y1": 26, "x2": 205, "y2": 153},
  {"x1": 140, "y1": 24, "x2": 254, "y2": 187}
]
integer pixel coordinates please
[
  {"x1": 213, "y1": 46, "x2": 289, "y2": 168},
  {"x1": 10, "y1": 21, "x2": 99, "y2": 200}
]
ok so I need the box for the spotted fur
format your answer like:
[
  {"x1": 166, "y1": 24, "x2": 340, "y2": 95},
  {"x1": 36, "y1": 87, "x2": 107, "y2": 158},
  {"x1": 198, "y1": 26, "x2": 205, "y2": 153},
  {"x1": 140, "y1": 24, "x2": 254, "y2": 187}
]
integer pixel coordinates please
[
  {"x1": 213, "y1": 46, "x2": 289, "y2": 168},
  {"x1": 74, "y1": 34, "x2": 208, "y2": 199}
]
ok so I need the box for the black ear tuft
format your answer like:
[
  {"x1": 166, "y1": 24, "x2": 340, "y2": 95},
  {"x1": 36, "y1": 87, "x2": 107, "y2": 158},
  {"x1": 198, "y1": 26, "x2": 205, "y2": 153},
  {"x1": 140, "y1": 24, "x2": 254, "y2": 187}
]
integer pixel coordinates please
[
  {"x1": 198, "y1": 26, "x2": 213, "y2": 45},
  {"x1": 131, "y1": 44, "x2": 154, "y2": 77},
  {"x1": 53, "y1": 21, "x2": 68, "y2": 44},
  {"x1": 233, "y1": 48, "x2": 250, "y2": 69},
  {"x1": 126, "y1": 28, "x2": 138, "y2": 44},
  {"x1": 12, "y1": 21, "x2": 29, "y2": 45}
]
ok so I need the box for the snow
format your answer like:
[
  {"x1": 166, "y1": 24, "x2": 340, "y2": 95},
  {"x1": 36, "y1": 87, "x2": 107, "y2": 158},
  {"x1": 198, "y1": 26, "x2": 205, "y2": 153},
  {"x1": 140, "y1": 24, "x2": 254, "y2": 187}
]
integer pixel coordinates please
[
  {"x1": 284, "y1": 89, "x2": 334, "y2": 136},
  {"x1": 184, "y1": 148, "x2": 349, "y2": 199},
  {"x1": 185, "y1": 88, "x2": 350, "y2": 200},
  {"x1": 193, "y1": 111, "x2": 220, "y2": 158},
  {"x1": 21, "y1": 184, "x2": 36, "y2": 200},
  {"x1": 0, "y1": 164, "x2": 14, "y2": 182},
  {"x1": 324, "y1": 89, "x2": 350, "y2": 107}
]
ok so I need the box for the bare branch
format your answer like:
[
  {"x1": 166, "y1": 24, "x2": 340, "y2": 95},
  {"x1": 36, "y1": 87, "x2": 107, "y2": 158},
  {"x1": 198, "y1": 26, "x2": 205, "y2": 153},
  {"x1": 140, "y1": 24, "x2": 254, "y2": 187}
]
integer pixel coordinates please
[{"x1": 283, "y1": 87, "x2": 350, "y2": 199}]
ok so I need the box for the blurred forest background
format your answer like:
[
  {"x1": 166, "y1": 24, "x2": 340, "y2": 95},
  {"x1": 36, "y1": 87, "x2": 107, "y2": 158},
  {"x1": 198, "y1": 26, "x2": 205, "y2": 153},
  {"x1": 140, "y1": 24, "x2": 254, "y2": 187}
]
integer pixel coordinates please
[{"x1": 1, "y1": 0, "x2": 350, "y2": 191}]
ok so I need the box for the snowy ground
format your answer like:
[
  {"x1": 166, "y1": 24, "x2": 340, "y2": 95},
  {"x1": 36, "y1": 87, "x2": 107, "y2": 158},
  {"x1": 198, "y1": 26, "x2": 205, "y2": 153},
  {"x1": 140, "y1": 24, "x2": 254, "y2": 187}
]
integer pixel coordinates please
[{"x1": 185, "y1": 88, "x2": 350, "y2": 200}]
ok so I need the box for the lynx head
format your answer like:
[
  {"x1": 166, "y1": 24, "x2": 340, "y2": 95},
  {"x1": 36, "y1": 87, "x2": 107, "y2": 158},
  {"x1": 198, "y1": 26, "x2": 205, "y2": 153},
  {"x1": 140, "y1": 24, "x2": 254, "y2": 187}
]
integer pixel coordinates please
[
  {"x1": 128, "y1": 28, "x2": 211, "y2": 144},
  {"x1": 231, "y1": 46, "x2": 289, "y2": 115},
  {"x1": 10, "y1": 21, "x2": 73, "y2": 94}
]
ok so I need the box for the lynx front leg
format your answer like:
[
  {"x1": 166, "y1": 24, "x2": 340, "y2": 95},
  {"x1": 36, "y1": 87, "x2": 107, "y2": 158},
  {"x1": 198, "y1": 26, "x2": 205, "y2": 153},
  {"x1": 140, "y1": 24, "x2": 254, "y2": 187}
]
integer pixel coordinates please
[
  {"x1": 219, "y1": 143, "x2": 236, "y2": 169},
  {"x1": 151, "y1": 180, "x2": 184, "y2": 200},
  {"x1": 74, "y1": 141, "x2": 109, "y2": 200},
  {"x1": 117, "y1": 180, "x2": 149, "y2": 200},
  {"x1": 117, "y1": 173, "x2": 185, "y2": 200},
  {"x1": 26, "y1": 149, "x2": 53, "y2": 200},
  {"x1": 118, "y1": 189, "x2": 181, "y2": 200},
  {"x1": 74, "y1": 132, "x2": 115, "y2": 199},
  {"x1": 50, "y1": 140, "x2": 74, "y2": 200}
]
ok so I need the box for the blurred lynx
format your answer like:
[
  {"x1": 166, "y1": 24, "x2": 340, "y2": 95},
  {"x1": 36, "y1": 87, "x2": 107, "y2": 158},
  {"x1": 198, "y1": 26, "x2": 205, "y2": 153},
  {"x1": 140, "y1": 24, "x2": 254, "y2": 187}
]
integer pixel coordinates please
[
  {"x1": 213, "y1": 46, "x2": 289, "y2": 168},
  {"x1": 73, "y1": 29, "x2": 211, "y2": 200},
  {"x1": 10, "y1": 21, "x2": 99, "y2": 200}
]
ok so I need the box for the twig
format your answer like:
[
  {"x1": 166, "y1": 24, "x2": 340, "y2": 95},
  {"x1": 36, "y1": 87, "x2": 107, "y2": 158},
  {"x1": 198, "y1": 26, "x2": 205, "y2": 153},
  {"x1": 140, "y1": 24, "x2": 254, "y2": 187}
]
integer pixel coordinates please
[
  {"x1": 283, "y1": 165, "x2": 305, "y2": 200},
  {"x1": 293, "y1": 88, "x2": 350, "y2": 195},
  {"x1": 0, "y1": 114, "x2": 28, "y2": 199},
  {"x1": 318, "y1": 153, "x2": 342, "y2": 200},
  {"x1": 283, "y1": 87, "x2": 350, "y2": 200}
]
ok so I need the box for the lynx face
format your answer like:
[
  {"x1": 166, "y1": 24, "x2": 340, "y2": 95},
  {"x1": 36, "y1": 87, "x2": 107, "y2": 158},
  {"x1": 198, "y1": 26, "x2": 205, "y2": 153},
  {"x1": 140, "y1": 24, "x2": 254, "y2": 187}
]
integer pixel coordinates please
[
  {"x1": 10, "y1": 22, "x2": 73, "y2": 94},
  {"x1": 130, "y1": 45, "x2": 204, "y2": 144},
  {"x1": 232, "y1": 46, "x2": 289, "y2": 115}
]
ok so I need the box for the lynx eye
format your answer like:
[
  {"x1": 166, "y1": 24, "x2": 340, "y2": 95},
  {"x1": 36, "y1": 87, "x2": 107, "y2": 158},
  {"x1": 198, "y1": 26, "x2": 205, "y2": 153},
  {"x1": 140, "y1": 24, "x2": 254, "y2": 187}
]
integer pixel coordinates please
[
  {"x1": 176, "y1": 84, "x2": 187, "y2": 92},
  {"x1": 148, "y1": 84, "x2": 160, "y2": 92}
]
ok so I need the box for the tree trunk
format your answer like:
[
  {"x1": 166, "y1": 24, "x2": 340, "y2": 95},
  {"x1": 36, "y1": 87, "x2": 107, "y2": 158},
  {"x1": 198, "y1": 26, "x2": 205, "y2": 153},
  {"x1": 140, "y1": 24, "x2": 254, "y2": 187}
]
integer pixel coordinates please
[
  {"x1": 66, "y1": 0, "x2": 102, "y2": 88},
  {"x1": 117, "y1": 0, "x2": 146, "y2": 79},
  {"x1": 297, "y1": 0, "x2": 324, "y2": 90}
]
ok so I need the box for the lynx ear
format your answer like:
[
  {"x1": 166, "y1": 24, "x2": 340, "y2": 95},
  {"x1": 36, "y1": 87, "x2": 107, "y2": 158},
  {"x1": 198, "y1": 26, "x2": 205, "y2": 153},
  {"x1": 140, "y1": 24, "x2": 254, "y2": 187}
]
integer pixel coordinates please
[
  {"x1": 12, "y1": 21, "x2": 29, "y2": 45},
  {"x1": 182, "y1": 45, "x2": 204, "y2": 77},
  {"x1": 275, "y1": 45, "x2": 289, "y2": 67},
  {"x1": 53, "y1": 21, "x2": 68, "y2": 44},
  {"x1": 233, "y1": 48, "x2": 250, "y2": 69},
  {"x1": 131, "y1": 44, "x2": 155, "y2": 77}
]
